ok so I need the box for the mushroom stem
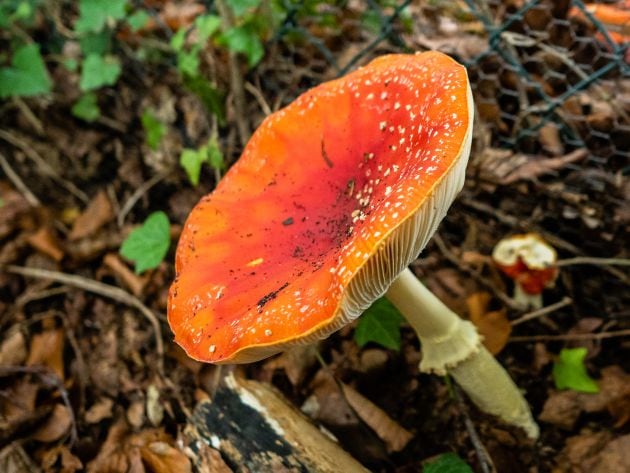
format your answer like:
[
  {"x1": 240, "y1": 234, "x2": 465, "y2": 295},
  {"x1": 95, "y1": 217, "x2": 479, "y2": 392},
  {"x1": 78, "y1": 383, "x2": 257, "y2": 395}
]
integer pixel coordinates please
[
  {"x1": 513, "y1": 283, "x2": 543, "y2": 310},
  {"x1": 386, "y1": 268, "x2": 539, "y2": 439}
]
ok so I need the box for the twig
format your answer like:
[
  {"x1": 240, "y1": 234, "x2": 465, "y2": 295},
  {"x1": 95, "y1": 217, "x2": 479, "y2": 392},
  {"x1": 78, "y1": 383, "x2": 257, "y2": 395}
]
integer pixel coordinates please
[
  {"x1": 0, "y1": 129, "x2": 88, "y2": 203},
  {"x1": 453, "y1": 385, "x2": 495, "y2": 473},
  {"x1": 509, "y1": 329, "x2": 630, "y2": 343},
  {"x1": 13, "y1": 97, "x2": 44, "y2": 135},
  {"x1": 117, "y1": 171, "x2": 167, "y2": 227},
  {"x1": 216, "y1": 0, "x2": 251, "y2": 148},
  {"x1": 557, "y1": 257, "x2": 630, "y2": 267},
  {"x1": 245, "y1": 81, "x2": 272, "y2": 116},
  {"x1": 511, "y1": 297, "x2": 572, "y2": 326},
  {"x1": 432, "y1": 234, "x2": 522, "y2": 310},
  {"x1": 1, "y1": 265, "x2": 165, "y2": 373},
  {"x1": 0, "y1": 151, "x2": 40, "y2": 206}
]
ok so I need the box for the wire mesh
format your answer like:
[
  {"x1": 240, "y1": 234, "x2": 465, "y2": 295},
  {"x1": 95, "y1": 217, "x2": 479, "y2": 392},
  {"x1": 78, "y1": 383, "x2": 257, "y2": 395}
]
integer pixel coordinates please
[{"x1": 462, "y1": 0, "x2": 629, "y2": 168}]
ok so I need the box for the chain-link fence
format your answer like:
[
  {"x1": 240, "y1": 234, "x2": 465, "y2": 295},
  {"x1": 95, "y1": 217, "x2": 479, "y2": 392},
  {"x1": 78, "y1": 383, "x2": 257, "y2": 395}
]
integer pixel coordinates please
[{"x1": 463, "y1": 0, "x2": 629, "y2": 167}]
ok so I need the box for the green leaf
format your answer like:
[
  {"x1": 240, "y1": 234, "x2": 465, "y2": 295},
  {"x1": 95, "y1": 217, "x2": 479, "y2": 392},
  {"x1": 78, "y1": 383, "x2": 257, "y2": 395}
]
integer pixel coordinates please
[
  {"x1": 182, "y1": 74, "x2": 225, "y2": 125},
  {"x1": 553, "y1": 347, "x2": 600, "y2": 393},
  {"x1": 176, "y1": 48, "x2": 200, "y2": 77},
  {"x1": 127, "y1": 9, "x2": 149, "y2": 32},
  {"x1": 206, "y1": 138, "x2": 224, "y2": 171},
  {"x1": 0, "y1": 44, "x2": 52, "y2": 98},
  {"x1": 75, "y1": 0, "x2": 127, "y2": 33},
  {"x1": 423, "y1": 453, "x2": 473, "y2": 473},
  {"x1": 120, "y1": 211, "x2": 171, "y2": 274},
  {"x1": 229, "y1": 0, "x2": 261, "y2": 17},
  {"x1": 71, "y1": 92, "x2": 100, "y2": 121},
  {"x1": 195, "y1": 14, "x2": 221, "y2": 42},
  {"x1": 180, "y1": 148, "x2": 206, "y2": 186},
  {"x1": 354, "y1": 297, "x2": 404, "y2": 351},
  {"x1": 170, "y1": 29, "x2": 187, "y2": 51},
  {"x1": 79, "y1": 54, "x2": 121, "y2": 91},
  {"x1": 219, "y1": 26, "x2": 264, "y2": 67},
  {"x1": 141, "y1": 110, "x2": 166, "y2": 150},
  {"x1": 79, "y1": 31, "x2": 111, "y2": 55}
]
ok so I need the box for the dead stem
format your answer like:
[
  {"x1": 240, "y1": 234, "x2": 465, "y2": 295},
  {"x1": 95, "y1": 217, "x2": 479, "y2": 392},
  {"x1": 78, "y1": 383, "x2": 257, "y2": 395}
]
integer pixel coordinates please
[
  {"x1": 0, "y1": 151, "x2": 40, "y2": 206},
  {"x1": 117, "y1": 171, "x2": 167, "y2": 227},
  {"x1": 511, "y1": 297, "x2": 572, "y2": 326},
  {"x1": 1, "y1": 264, "x2": 165, "y2": 374},
  {"x1": 453, "y1": 385, "x2": 496, "y2": 473},
  {"x1": 0, "y1": 129, "x2": 89, "y2": 203},
  {"x1": 558, "y1": 257, "x2": 630, "y2": 267},
  {"x1": 509, "y1": 329, "x2": 630, "y2": 342},
  {"x1": 216, "y1": 0, "x2": 251, "y2": 148}
]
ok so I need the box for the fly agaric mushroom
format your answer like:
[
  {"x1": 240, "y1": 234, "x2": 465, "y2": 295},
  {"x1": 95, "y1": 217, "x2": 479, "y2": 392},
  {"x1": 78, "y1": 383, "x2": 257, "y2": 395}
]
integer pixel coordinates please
[
  {"x1": 169, "y1": 52, "x2": 538, "y2": 438},
  {"x1": 492, "y1": 233, "x2": 558, "y2": 309}
]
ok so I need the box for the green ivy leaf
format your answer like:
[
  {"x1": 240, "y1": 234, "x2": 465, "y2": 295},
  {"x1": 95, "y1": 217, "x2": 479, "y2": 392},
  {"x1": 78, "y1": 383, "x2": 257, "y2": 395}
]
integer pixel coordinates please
[
  {"x1": 423, "y1": 453, "x2": 473, "y2": 473},
  {"x1": 141, "y1": 110, "x2": 166, "y2": 150},
  {"x1": 206, "y1": 138, "x2": 224, "y2": 171},
  {"x1": 0, "y1": 44, "x2": 52, "y2": 98},
  {"x1": 75, "y1": 0, "x2": 127, "y2": 33},
  {"x1": 230, "y1": 0, "x2": 261, "y2": 17},
  {"x1": 180, "y1": 148, "x2": 206, "y2": 187},
  {"x1": 71, "y1": 92, "x2": 100, "y2": 121},
  {"x1": 79, "y1": 54, "x2": 121, "y2": 91},
  {"x1": 182, "y1": 74, "x2": 225, "y2": 125},
  {"x1": 195, "y1": 14, "x2": 221, "y2": 42},
  {"x1": 79, "y1": 31, "x2": 111, "y2": 55},
  {"x1": 179, "y1": 138, "x2": 224, "y2": 186},
  {"x1": 219, "y1": 25, "x2": 264, "y2": 67},
  {"x1": 127, "y1": 10, "x2": 150, "y2": 32},
  {"x1": 354, "y1": 297, "x2": 404, "y2": 351},
  {"x1": 553, "y1": 347, "x2": 600, "y2": 393},
  {"x1": 120, "y1": 211, "x2": 171, "y2": 274}
]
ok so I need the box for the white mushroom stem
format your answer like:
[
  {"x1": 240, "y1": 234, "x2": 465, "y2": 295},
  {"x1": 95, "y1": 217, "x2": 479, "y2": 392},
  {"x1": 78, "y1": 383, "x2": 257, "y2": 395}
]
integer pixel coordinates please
[
  {"x1": 513, "y1": 283, "x2": 543, "y2": 310},
  {"x1": 386, "y1": 268, "x2": 539, "y2": 439}
]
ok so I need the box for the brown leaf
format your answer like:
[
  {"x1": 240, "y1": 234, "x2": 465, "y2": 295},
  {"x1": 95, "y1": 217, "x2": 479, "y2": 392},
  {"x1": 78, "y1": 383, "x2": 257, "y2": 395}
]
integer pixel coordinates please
[
  {"x1": 539, "y1": 122, "x2": 564, "y2": 156},
  {"x1": 27, "y1": 226, "x2": 64, "y2": 261},
  {"x1": 261, "y1": 344, "x2": 319, "y2": 386},
  {"x1": 139, "y1": 440, "x2": 192, "y2": 473},
  {"x1": 41, "y1": 445, "x2": 83, "y2": 473},
  {"x1": 339, "y1": 382, "x2": 413, "y2": 453},
  {"x1": 26, "y1": 328, "x2": 64, "y2": 380},
  {"x1": 68, "y1": 190, "x2": 113, "y2": 241},
  {"x1": 32, "y1": 404, "x2": 72, "y2": 443},
  {"x1": 103, "y1": 253, "x2": 147, "y2": 296},
  {"x1": 0, "y1": 329, "x2": 27, "y2": 366},
  {"x1": 85, "y1": 398, "x2": 114, "y2": 424},
  {"x1": 540, "y1": 366, "x2": 630, "y2": 429},
  {"x1": 593, "y1": 434, "x2": 630, "y2": 473},
  {"x1": 500, "y1": 148, "x2": 588, "y2": 185},
  {"x1": 466, "y1": 292, "x2": 511, "y2": 354}
]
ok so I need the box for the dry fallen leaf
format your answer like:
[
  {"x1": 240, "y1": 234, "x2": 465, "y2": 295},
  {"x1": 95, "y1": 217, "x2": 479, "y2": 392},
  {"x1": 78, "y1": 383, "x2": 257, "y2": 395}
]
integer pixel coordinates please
[
  {"x1": 68, "y1": 190, "x2": 113, "y2": 241},
  {"x1": 261, "y1": 344, "x2": 319, "y2": 386},
  {"x1": 26, "y1": 328, "x2": 65, "y2": 380},
  {"x1": 500, "y1": 149, "x2": 588, "y2": 185},
  {"x1": 41, "y1": 444, "x2": 83, "y2": 473},
  {"x1": 27, "y1": 226, "x2": 64, "y2": 261},
  {"x1": 103, "y1": 253, "x2": 148, "y2": 297},
  {"x1": 540, "y1": 365, "x2": 630, "y2": 429},
  {"x1": 32, "y1": 404, "x2": 72, "y2": 443},
  {"x1": 0, "y1": 329, "x2": 27, "y2": 366},
  {"x1": 339, "y1": 382, "x2": 413, "y2": 453},
  {"x1": 467, "y1": 292, "x2": 511, "y2": 355},
  {"x1": 85, "y1": 398, "x2": 114, "y2": 424}
]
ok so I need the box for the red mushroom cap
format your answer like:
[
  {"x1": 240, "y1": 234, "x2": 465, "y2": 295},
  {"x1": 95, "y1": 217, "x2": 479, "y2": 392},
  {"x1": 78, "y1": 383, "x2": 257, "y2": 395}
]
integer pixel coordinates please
[
  {"x1": 168, "y1": 52, "x2": 473, "y2": 363},
  {"x1": 492, "y1": 233, "x2": 559, "y2": 295}
]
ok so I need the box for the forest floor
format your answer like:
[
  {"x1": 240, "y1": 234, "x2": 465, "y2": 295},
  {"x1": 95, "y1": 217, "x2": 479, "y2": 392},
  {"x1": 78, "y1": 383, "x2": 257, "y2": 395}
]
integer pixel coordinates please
[{"x1": 0, "y1": 1, "x2": 629, "y2": 472}]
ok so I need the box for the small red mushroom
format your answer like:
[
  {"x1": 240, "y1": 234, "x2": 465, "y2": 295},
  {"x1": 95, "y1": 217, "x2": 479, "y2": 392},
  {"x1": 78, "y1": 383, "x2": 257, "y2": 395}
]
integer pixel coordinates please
[
  {"x1": 492, "y1": 233, "x2": 559, "y2": 309},
  {"x1": 169, "y1": 52, "x2": 538, "y2": 437}
]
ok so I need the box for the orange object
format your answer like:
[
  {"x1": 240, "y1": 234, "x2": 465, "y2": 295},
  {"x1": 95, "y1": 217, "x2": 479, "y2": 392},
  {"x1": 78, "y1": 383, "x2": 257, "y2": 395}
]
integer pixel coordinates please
[{"x1": 169, "y1": 52, "x2": 473, "y2": 363}]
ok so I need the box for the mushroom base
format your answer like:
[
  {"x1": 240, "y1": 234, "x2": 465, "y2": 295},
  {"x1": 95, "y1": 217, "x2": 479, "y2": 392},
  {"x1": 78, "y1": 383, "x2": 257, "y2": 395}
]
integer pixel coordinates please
[{"x1": 386, "y1": 268, "x2": 539, "y2": 439}]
